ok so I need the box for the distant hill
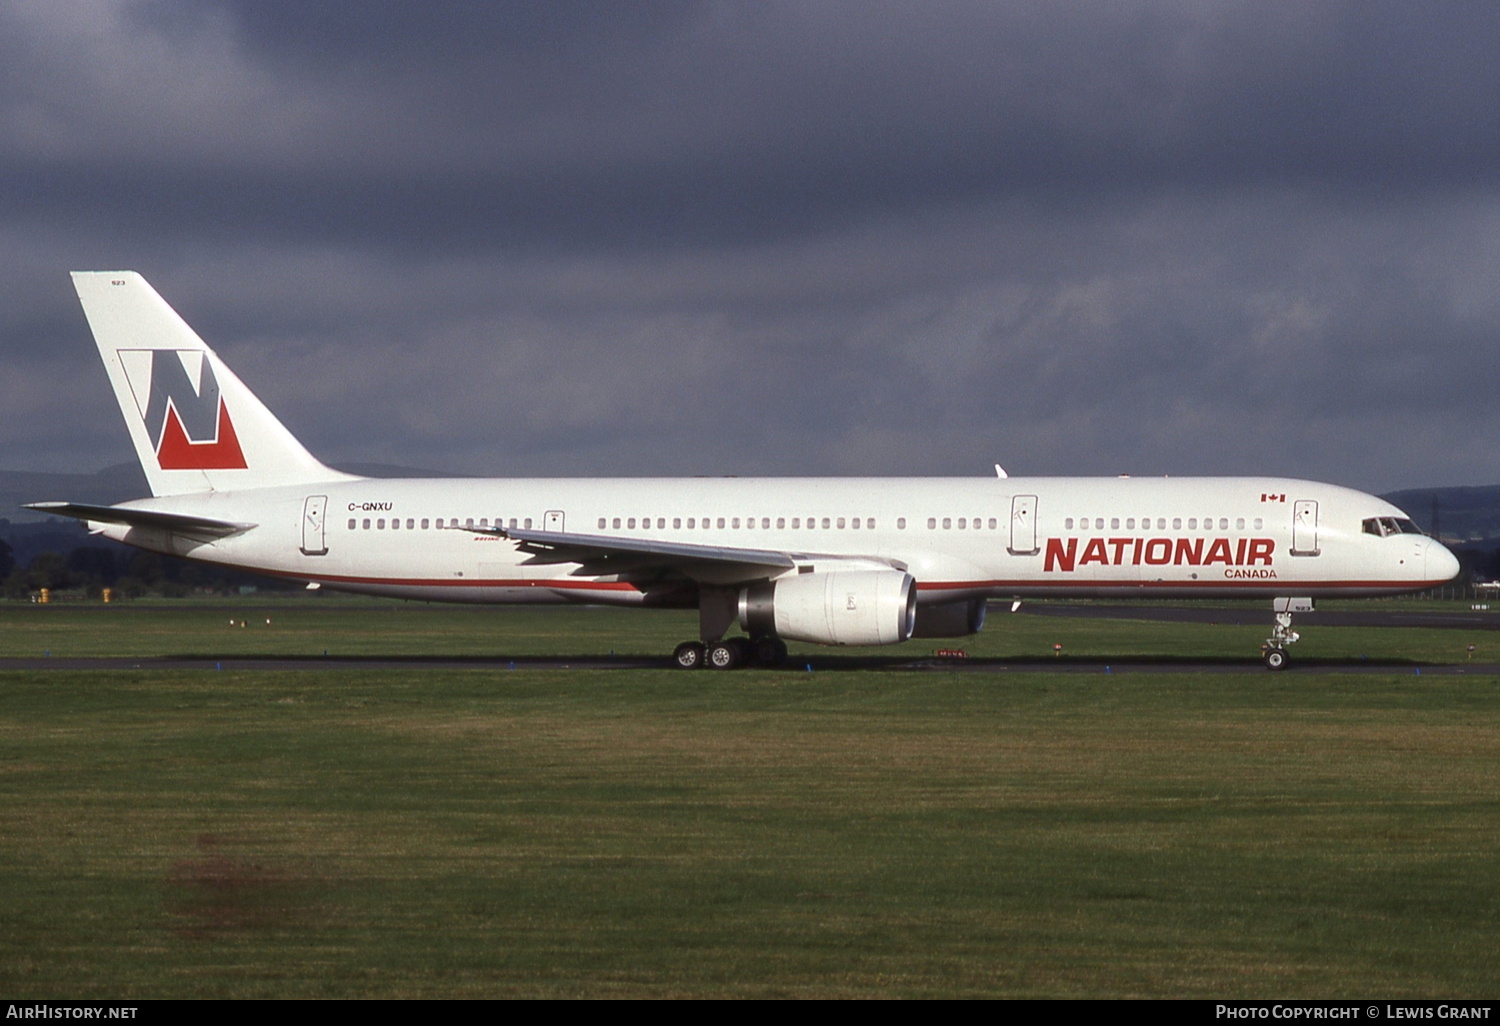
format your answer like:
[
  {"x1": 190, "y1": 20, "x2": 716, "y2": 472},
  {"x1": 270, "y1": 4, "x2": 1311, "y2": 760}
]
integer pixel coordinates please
[
  {"x1": 0, "y1": 463, "x2": 150, "y2": 520},
  {"x1": 1, "y1": 461, "x2": 464, "y2": 523},
  {"x1": 0, "y1": 461, "x2": 468, "y2": 566},
  {"x1": 1379, "y1": 486, "x2": 1500, "y2": 547}
]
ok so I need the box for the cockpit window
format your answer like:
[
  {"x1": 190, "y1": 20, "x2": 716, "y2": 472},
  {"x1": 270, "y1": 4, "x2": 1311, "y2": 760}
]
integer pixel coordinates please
[{"x1": 1363, "y1": 517, "x2": 1426, "y2": 537}]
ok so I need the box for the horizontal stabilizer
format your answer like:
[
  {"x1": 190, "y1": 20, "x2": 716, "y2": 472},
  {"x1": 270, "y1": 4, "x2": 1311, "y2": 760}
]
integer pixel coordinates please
[{"x1": 24, "y1": 501, "x2": 255, "y2": 537}]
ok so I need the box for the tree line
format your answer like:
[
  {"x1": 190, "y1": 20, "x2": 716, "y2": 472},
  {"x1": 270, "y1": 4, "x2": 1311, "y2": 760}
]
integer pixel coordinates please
[{"x1": 0, "y1": 537, "x2": 299, "y2": 599}]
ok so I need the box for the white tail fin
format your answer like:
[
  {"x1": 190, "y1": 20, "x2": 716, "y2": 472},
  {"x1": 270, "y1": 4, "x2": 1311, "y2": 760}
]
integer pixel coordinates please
[{"x1": 71, "y1": 271, "x2": 356, "y2": 496}]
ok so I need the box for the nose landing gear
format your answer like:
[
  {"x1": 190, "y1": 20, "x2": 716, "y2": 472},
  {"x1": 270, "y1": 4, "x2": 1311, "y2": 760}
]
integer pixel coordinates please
[{"x1": 1262, "y1": 597, "x2": 1312, "y2": 670}]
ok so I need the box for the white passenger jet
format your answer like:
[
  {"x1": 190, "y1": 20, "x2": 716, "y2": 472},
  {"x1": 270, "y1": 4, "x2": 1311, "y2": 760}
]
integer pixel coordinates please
[{"x1": 27, "y1": 272, "x2": 1460, "y2": 670}]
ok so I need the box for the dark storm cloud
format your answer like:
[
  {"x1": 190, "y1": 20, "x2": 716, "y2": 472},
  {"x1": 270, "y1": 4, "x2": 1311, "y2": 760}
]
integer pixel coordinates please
[{"x1": 2, "y1": 1, "x2": 1499, "y2": 495}]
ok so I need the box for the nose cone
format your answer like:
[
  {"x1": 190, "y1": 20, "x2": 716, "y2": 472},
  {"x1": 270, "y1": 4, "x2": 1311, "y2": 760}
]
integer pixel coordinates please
[{"x1": 1426, "y1": 538, "x2": 1461, "y2": 583}]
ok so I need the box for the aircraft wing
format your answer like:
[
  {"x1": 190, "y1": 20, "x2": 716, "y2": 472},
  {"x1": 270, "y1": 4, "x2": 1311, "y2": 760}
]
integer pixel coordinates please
[
  {"x1": 23, "y1": 501, "x2": 255, "y2": 537},
  {"x1": 491, "y1": 525, "x2": 801, "y2": 580}
]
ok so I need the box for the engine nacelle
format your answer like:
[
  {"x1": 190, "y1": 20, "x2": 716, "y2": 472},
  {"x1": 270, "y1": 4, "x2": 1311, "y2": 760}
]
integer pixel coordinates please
[
  {"x1": 910, "y1": 598, "x2": 987, "y2": 638},
  {"x1": 739, "y1": 570, "x2": 916, "y2": 646}
]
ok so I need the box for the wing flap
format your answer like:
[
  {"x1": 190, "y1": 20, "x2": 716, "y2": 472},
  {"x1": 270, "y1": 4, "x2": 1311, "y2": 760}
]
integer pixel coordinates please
[{"x1": 492, "y1": 526, "x2": 797, "y2": 579}]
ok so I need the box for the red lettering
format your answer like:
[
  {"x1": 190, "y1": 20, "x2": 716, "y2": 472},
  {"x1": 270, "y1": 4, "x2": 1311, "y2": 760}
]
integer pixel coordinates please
[
  {"x1": 1044, "y1": 537, "x2": 1076, "y2": 572},
  {"x1": 1174, "y1": 538, "x2": 1203, "y2": 565},
  {"x1": 1079, "y1": 538, "x2": 1109, "y2": 566},
  {"x1": 1204, "y1": 538, "x2": 1233, "y2": 565},
  {"x1": 1045, "y1": 535, "x2": 1276, "y2": 573}
]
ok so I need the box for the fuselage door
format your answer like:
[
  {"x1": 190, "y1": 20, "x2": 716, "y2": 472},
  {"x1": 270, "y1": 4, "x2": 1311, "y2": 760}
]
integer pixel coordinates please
[
  {"x1": 300, "y1": 495, "x2": 328, "y2": 556},
  {"x1": 544, "y1": 510, "x2": 565, "y2": 532},
  {"x1": 1291, "y1": 499, "x2": 1320, "y2": 556},
  {"x1": 1008, "y1": 494, "x2": 1039, "y2": 556}
]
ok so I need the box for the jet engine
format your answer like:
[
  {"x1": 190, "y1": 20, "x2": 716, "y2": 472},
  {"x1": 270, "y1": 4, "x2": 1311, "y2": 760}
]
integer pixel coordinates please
[
  {"x1": 738, "y1": 570, "x2": 916, "y2": 646},
  {"x1": 910, "y1": 597, "x2": 987, "y2": 638}
]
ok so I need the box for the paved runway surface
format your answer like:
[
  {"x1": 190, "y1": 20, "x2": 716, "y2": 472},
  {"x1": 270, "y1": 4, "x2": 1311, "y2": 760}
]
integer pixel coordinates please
[
  {"x1": 2, "y1": 652, "x2": 1497, "y2": 675},
  {"x1": 3, "y1": 604, "x2": 1495, "y2": 674},
  {"x1": 1018, "y1": 603, "x2": 1500, "y2": 630}
]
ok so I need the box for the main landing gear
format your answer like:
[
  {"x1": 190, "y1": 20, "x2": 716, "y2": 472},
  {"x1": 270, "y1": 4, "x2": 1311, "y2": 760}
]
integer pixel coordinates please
[
  {"x1": 675, "y1": 582, "x2": 792, "y2": 669},
  {"x1": 1262, "y1": 597, "x2": 1312, "y2": 671},
  {"x1": 675, "y1": 585, "x2": 789, "y2": 669},
  {"x1": 673, "y1": 636, "x2": 789, "y2": 670}
]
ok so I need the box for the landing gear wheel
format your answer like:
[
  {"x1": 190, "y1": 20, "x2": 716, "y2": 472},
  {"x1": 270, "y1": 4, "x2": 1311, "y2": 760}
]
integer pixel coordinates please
[
  {"x1": 673, "y1": 641, "x2": 706, "y2": 670},
  {"x1": 1264, "y1": 647, "x2": 1289, "y2": 671},
  {"x1": 707, "y1": 640, "x2": 742, "y2": 670},
  {"x1": 752, "y1": 636, "x2": 788, "y2": 666}
]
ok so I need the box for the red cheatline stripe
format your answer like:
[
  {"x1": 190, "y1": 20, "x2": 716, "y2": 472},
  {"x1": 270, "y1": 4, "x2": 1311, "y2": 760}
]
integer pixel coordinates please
[{"x1": 255, "y1": 567, "x2": 1443, "y2": 595}]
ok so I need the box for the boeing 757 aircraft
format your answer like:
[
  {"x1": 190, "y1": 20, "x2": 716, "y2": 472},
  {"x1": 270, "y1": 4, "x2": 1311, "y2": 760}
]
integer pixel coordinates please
[{"x1": 28, "y1": 272, "x2": 1460, "y2": 670}]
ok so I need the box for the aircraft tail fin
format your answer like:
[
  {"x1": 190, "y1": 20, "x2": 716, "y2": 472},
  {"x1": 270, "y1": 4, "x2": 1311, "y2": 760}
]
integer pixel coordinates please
[{"x1": 70, "y1": 271, "x2": 357, "y2": 496}]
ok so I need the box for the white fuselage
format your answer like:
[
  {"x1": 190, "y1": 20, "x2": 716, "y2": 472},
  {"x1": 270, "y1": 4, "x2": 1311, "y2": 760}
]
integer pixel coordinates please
[{"x1": 92, "y1": 474, "x2": 1457, "y2": 606}]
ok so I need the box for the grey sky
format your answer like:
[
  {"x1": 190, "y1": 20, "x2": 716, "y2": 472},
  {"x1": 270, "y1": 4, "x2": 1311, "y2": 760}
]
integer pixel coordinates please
[{"x1": 2, "y1": 0, "x2": 1498, "y2": 491}]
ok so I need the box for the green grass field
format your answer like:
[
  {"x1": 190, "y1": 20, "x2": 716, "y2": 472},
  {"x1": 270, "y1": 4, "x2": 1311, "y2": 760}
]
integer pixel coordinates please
[
  {"x1": 2, "y1": 601, "x2": 1499, "y2": 997},
  {"x1": 1, "y1": 596, "x2": 1496, "y2": 665}
]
